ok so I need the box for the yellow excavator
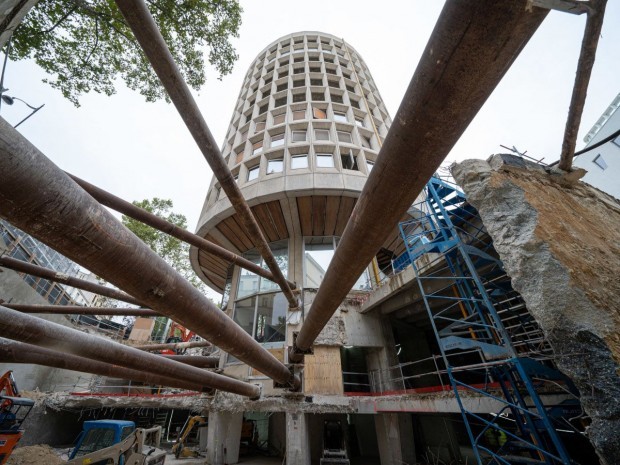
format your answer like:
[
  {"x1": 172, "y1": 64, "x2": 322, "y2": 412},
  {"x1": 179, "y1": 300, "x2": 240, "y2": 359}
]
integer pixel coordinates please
[{"x1": 172, "y1": 415, "x2": 207, "y2": 459}]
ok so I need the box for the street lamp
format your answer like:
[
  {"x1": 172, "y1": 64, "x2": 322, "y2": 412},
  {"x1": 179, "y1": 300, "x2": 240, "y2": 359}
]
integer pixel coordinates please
[{"x1": 0, "y1": 93, "x2": 45, "y2": 128}]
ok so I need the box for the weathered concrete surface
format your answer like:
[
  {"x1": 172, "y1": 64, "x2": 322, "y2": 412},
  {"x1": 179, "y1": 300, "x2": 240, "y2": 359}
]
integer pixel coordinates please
[{"x1": 452, "y1": 154, "x2": 620, "y2": 465}]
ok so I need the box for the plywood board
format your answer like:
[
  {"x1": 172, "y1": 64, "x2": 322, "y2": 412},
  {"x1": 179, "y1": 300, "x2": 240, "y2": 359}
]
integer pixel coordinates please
[
  {"x1": 303, "y1": 346, "x2": 343, "y2": 395},
  {"x1": 251, "y1": 348, "x2": 285, "y2": 377},
  {"x1": 128, "y1": 318, "x2": 155, "y2": 342}
]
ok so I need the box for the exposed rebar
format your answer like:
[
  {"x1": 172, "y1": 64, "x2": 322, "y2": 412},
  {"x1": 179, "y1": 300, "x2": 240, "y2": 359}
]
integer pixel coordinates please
[
  {"x1": 113, "y1": 0, "x2": 299, "y2": 309},
  {"x1": 293, "y1": 0, "x2": 549, "y2": 357}
]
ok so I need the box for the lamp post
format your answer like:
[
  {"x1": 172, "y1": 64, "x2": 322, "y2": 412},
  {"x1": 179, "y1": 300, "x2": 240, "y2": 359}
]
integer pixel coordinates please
[{"x1": 0, "y1": 94, "x2": 45, "y2": 128}]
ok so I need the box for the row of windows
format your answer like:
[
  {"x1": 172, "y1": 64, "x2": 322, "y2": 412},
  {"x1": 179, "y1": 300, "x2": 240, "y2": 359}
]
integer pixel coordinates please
[
  {"x1": 230, "y1": 106, "x2": 376, "y2": 154},
  {"x1": 239, "y1": 127, "x2": 375, "y2": 160},
  {"x1": 216, "y1": 152, "x2": 375, "y2": 199}
]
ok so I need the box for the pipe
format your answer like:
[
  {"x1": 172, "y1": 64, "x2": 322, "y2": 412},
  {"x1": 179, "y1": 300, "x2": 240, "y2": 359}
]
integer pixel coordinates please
[
  {"x1": 0, "y1": 256, "x2": 145, "y2": 307},
  {"x1": 134, "y1": 340, "x2": 212, "y2": 351},
  {"x1": 160, "y1": 355, "x2": 220, "y2": 368},
  {"x1": 3, "y1": 303, "x2": 159, "y2": 317},
  {"x1": 0, "y1": 338, "x2": 204, "y2": 392},
  {"x1": 293, "y1": 0, "x2": 549, "y2": 357},
  {"x1": 68, "y1": 173, "x2": 296, "y2": 290},
  {"x1": 558, "y1": 0, "x2": 608, "y2": 171},
  {"x1": 0, "y1": 120, "x2": 299, "y2": 390},
  {"x1": 112, "y1": 0, "x2": 299, "y2": 309},
  {"x1": 0, "y1": 306, "x2": 259, "y2": 397}
]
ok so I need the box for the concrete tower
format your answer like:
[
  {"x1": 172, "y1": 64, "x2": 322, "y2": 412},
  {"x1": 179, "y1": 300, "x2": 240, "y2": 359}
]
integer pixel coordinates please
[{"x1": 191, "y1": 31, "x2": 399, "y2": 391}]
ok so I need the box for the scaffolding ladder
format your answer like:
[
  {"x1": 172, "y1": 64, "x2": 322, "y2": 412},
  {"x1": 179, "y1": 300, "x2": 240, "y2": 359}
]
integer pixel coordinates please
[{"x1": 399, "y1": 176, "x2": 572, "y2": 465}]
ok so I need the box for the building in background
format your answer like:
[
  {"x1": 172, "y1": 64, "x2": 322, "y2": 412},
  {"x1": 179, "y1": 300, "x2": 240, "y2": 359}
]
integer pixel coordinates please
[
  {"x1": 1, "y1": 219, "x2": 100, "y2": 306},
  {"x1": 572, "y1": 92, "x2": 620, "y2": 198}
]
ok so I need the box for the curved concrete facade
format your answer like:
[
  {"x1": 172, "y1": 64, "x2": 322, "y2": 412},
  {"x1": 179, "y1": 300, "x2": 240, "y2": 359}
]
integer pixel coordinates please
[{"x1": 191, "y1": 31, "x2": 392, "y2": 291}]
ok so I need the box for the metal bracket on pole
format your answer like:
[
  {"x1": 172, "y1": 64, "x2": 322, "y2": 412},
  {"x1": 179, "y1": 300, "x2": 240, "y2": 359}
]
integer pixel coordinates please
[{"x1": 527, "y1": 0, "x2": 590, "y2": 14}]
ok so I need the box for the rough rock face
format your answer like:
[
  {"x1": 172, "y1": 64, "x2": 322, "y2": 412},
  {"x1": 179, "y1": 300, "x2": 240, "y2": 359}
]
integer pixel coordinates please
[{"x1": 452, "y1": 155, "x2": 620, "y2": 465}]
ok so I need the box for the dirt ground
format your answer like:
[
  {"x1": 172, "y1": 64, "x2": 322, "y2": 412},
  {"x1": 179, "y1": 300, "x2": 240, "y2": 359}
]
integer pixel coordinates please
[{"x1": 6, "y1": 445, "x2": 64, "y2": 465}]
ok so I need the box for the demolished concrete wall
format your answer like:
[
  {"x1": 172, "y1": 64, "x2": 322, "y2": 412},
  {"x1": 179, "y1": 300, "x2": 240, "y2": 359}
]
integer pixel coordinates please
[{"x1": 452, "y1": 154, "x2": 620, "y2": 465}]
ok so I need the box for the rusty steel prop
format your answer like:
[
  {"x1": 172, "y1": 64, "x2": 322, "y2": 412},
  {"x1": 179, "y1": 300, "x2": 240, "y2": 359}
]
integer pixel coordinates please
[
  {"x1": 161, "y1": 355, "x2": 220, "y2": 368},
  {"x1": 558, "y1": 0, "x2": 608, "y2": 171},
  {"x1": 0, "y1": 120, "x2": 299, "y2": 390},
  {"x1": 134, "y1": 340, "x2": 212, "y2": 351},
  {"x1": 0, "y1": 338, "x2": 204, "y2": 392},
  {"x1": 293, "y1": 0, "x2": 549, "y2": 358},
  {"x1": 3, "y1": 303, "x2": 159, "y2": 317},
  {"x1": 68, "y1": 173, "x2": 296, "y2": 290},
  {"x1": 0, "y1": 256, "x2": 145, "y2": 307},
  {"x1": 0, "y1": 306, "x2": 260, "y2": 397},
  {"x1": 112, "y1": 0, "x2": 299, "y2": 309}
]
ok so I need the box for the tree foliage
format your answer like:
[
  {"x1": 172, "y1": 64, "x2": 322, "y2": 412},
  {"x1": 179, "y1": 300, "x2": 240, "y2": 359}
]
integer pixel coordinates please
[
  {"x1": 122, "y1": 198, "x2": 208, "y2": 295},
  {"x1": 10, "y1": 0, "x2": 242, "y2": 106}
]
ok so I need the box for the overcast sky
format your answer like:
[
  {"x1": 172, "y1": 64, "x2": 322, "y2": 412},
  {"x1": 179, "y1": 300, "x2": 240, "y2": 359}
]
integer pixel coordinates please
[{"x1": 3, "y1": 1, "x2": 619, "y2": 297}]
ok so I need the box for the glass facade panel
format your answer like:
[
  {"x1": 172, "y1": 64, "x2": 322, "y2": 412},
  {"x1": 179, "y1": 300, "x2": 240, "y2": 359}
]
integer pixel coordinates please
[
  {"x1": 234, "y1": 296, "x2": 257, "y2": 337},
  {"x1": 304, "y1": 237, "x2": 337, "y2": 288},
  {"x1": 255, "y1": 293, "x2": 287, "y2": 344}
]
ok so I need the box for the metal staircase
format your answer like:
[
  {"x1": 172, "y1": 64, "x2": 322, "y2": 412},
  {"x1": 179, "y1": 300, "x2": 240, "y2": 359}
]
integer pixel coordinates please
[{"x1": 397, "y1": 176, "x2": 573, "y2": 465}]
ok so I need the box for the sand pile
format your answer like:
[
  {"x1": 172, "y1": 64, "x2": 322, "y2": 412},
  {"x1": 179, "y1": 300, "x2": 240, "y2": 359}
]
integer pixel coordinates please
[{"x1": 6, "y1": 444, "x2": 64, "y2": 465}]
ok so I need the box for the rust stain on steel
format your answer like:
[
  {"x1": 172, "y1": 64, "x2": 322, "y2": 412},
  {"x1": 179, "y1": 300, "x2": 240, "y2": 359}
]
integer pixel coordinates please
[
  {"x1": 0, "y1": 307, "x2": 259, "y2": 397},
  {"x1": 69, "y1": 173, "x2": 296, "y2": 290},
  {"x1": 160, "y1": 355, "x2": 220, "y2": 368},
  {"x1": 0, "y1": 256, "x2": 145, "y2": 307},
  {"x1": 3, "y1": 303, "x2": 159, "y2": 317},
  {"x1": 558, "y1": 0, "x2": 608, "y2": 171},
  {"x1": 113, "y1": 0, "x2": 299, "y2": 309},
  {"x1": 134, "y1": 340, "x2": 212, "y2": 351},
  {"x1": 0, "y1": 338, "x2": 204, "y2": 392},
  {"x1": 293, "y1": 0, "x2": 549, "y2": 355},
  {"x1": 0, "y1": 119, "x2": 299, "y2": 390}
]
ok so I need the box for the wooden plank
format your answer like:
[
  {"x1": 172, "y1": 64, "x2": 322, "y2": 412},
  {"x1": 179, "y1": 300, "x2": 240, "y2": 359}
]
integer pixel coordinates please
[
  {"x1": 304, "y1": 346, "x2": 343, "y2": 395},
  {"x1": 311, "y1": 196, "x2": 327, "y2": 236},
  {"x1": 216, "y1": 220, "x2": 246, "y2": 252},
  {"x1": 252, "y1": 203, "x2": 278, "y2": 242},
  {"x1": 266, "y1": 200, "x2": 289, "y2": 239},
  {"x1": 228, "y1": 215, "x2": 255, "y2": 250},
  {"x1": 334, "y1": 197, "x2": 356, "y2": 236},
  {"x1": 250, "y1": 348, "x2": 285, "y2": 377},
  {"x1": 296, "y1": 196, "x2": 313, "y2": 236},
  {"x1": 324, "y1": 196, "x2": 340, "y2": 236}
]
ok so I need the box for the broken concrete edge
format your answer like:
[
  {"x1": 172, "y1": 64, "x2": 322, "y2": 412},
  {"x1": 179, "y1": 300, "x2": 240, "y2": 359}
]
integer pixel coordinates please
[{"x1": 451, "y1": 154, "x2": 620, "y2": 465}]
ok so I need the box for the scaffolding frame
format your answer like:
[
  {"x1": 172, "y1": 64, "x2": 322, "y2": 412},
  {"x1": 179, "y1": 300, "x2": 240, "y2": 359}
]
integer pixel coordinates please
[{"x1": 398, "y1": 176, "x2": 572, "y2": 465}]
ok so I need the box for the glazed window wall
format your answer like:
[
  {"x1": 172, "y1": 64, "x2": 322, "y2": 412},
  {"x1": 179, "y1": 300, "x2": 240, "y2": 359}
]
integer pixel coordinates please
[
  {"x1": 234, "y1": 240, "x2": 289, "y2": 347},
  {"x1": 304, "y1": 236, "x2": 370, "y2": 290}
]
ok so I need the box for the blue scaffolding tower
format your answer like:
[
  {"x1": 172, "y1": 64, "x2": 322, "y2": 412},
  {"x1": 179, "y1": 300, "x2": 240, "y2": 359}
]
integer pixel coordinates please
[{"x1": 397, "y1": 176, "x2": 573, "y2": 465}]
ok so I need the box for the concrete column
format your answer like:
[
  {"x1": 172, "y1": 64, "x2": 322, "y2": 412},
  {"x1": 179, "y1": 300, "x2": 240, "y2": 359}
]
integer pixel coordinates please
[
  {"x1": 286, "y1": 412, "x2": 311, "y2": 465},
  {"x1": 375, "y1": 413, "x2": 416, "y2": 465},
  {"x1": 206, "y1": 411, "x2": 243, "y2": 465}
]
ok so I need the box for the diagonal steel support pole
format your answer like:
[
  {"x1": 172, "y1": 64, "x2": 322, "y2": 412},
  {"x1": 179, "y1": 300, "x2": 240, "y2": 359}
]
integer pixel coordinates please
[
  {"x1": 113, "y1": 0, "x2": 299, "y2": 309},
  {"x1": 0, "y1": 338, "x2": 205, "y2": 392},
  {"x1": 293, "y1": 0, "x2": 549, "y2": 358},
  {"x1": 1, "y1": 303, "x2": 160, "y2": 316},
  {"x1": 68, "y1": 173, "x2": 296, "y2": 290},
  {"x1": 558, "y1": 0, "x2": 608, "y2": 171},
  {"x1": 0, "y1": 117, "x2": 299, "y2": 390},
  {"x1": 0, "y1": 255, "x2": 145, "y2": 306},
  {"x1": 0, "y1": 307, "x2": 259, "y2": 397}
]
